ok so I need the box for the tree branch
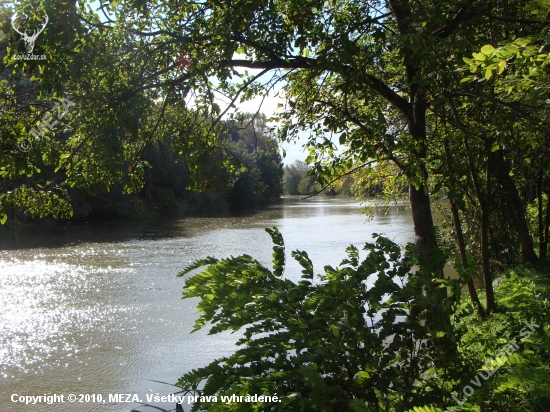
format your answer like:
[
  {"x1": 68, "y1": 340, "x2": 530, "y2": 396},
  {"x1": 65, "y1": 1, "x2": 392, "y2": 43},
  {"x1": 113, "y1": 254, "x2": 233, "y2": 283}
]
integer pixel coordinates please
[
  {"x1": 302, "y1": 160, "x2": 377, "y2": 199},
  {"x1": 432, "y1": 6, "x2": 471, "y2": 39}
]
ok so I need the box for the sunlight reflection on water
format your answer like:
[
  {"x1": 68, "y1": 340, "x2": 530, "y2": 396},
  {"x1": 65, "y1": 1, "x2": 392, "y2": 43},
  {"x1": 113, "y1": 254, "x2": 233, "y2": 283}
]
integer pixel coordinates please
[{"x1": 0, "y1": 197, "x2": 414, "y2": 411}]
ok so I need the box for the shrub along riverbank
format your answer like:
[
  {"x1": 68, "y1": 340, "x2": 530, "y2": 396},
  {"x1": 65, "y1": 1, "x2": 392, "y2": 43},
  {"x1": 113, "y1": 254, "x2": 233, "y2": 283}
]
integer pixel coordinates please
[
  {"x1": 450, "y1": 266, "x2": 550, "y2": 411},
  {"x1": 178, "y1": 229, "x2": 550, "y2": 412}
]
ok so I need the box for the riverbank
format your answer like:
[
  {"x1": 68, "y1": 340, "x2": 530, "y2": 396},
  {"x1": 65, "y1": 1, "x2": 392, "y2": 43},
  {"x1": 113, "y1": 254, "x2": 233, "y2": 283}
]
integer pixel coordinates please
[
  {"x1": 447, "y1": 264, "x2": 550, "y2": 410},
  {"x1": 1, "y1": 194, "x2": 411, "y2": 229}
]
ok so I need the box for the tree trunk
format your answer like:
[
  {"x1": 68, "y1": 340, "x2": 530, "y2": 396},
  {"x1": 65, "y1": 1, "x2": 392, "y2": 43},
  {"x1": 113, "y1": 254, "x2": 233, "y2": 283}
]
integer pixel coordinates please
[
  {"x1": 543, "y1": 185, "x2": 550, "y2": 259},
  {"x1": 481, "y1": 148, "x2": 496, "y2": 313},
  {"x1": 409, "y1": 179, "x2": 437, "y2": 266},
  {"x1": 409, "y1": 177, "x2": 453, "y2": 333},
  {"x1": 443, "y1": 139, "x2": 485, "y2": 318},
  {"x1": 406, "y1": 100, "x2": 448, "y2": 329},
  {"x1": 493, "y1": 150, "x2": 538, "y2": 266},
  {"x1": 449, "y1": 197, "x2": 486, "y2": 318},
  {"x1": 537, "y1": 171, "x2": 549, "y2": 259},
  {"x1": 407, "y1": 99, "x2": 440, "y2": 281},
  {"x1": 537, "y1": 170, "x2": 546, "y2": 259},
  {"x1": 463, "y1": 138, "x2": 496, "y2": 313}
]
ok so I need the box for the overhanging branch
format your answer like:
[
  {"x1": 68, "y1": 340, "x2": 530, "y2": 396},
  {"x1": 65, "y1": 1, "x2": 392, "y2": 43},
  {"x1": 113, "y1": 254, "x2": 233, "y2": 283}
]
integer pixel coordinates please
[{"x1": 302, "y1": 160, "x2": 377, "y2": 199}]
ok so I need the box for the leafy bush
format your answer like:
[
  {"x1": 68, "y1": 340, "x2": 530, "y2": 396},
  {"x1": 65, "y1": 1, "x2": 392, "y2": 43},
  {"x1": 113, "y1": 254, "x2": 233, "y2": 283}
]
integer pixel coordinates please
[
  {"x1": 447, "y1": 268, "x2": 550, "y2": 412},
  {"x1": 177, "y1": 228, "x2": 462, "y2": 411},
  {"x1": 177, "y1": 230, "x2": 550, "y2": 411}
]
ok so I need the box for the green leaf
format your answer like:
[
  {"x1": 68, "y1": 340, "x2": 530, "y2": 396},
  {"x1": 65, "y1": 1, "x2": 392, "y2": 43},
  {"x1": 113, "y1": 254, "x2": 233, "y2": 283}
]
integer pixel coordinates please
[
  {"x1": 481, "y1": 44, "x2": 495, "y2": 54},
  {"x1": 472, "y1": 52, "x2": 486, "y2": 61},
  {"x1": 503, "y1": 45, "x2": 519, "y2": 54},
  {"x1": 498, "y1": 60, "x2": 506, "y2": 74},
  {"x1": 412, "y1": 406, "x2": 441, "y2": 412},
  {"x1": 353, "y1": 371, "x2": 371, "y2": 383},
  {"x1": 514, "y1": 38, "x2": 531, "y2": 47}
]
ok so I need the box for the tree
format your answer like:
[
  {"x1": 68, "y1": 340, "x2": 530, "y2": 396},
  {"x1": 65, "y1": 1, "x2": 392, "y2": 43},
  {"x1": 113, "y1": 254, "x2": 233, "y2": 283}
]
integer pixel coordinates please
[
  {"x1": 4, "y1": 0, "x2": 550, "y2": 408},
  {"x1": 1, "y1": 2, "x2": 285, "y2": 222},
  {"x1": 94, "y1": 0, "x2": 540, "y2": 294},
  {"x1": 458, "y1": 0, "x2": 550, "y2": 262},
  {"x1": 3, "y1": 1, "x2": 548, "y2": 310},
  {"x1": 283, "y1": 160, "x2": 309, "y2": 195},
  {"x1": 223, "y1": 113, "x2": 284, "y2": 208}
]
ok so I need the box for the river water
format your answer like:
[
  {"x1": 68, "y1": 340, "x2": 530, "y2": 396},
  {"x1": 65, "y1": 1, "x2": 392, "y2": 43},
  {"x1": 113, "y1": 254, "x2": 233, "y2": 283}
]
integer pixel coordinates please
[{"x1": 0, "y1": 197, "x2": 413, "y2": 411}]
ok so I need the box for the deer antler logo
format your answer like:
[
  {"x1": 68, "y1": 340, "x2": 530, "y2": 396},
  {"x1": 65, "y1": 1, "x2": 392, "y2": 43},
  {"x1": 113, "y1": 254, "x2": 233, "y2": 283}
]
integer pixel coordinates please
[{"x1": 11, "y1": 12, "x2": 49, "y2": 54}]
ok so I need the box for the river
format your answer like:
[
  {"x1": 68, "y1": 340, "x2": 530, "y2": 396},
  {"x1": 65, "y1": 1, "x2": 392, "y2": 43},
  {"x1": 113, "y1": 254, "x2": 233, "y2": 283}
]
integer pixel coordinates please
[{"x1": 0, "y1": 197, "x2": 414, "y2": 411}]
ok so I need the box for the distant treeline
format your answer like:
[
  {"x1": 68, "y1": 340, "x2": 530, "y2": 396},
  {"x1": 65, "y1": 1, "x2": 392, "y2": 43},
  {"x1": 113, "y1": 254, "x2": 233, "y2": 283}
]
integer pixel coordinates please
[
  {"x1": 4, "y1": 114, "x2": 284, "y2": 221},
  {"x1": 283, "y1": 160, "x2": 397, "y2": 197}
]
